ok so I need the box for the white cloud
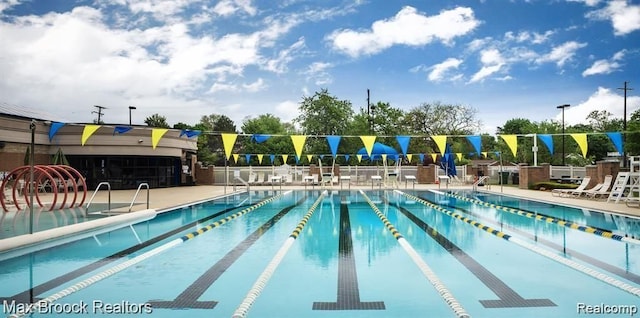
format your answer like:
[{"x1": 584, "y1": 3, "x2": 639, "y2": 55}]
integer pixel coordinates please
[
  {"x1": 213, "y1": 0, "x2": 257, "y2": 17},
  {"x1": 243, "y1": 78, "x2": 266, "y2": 92},
  {"x1": 427, "y1": 58, "x2": 463, "y2": 82},
  {"x1": 504, "y1": 30, "x2": 554, "y2": 44},
  {"x1": 303, "y1": 62, "x2": 333, "y2": 86},
  {"x1": 0, "y1": 0, "x2": 21, "y2": 14},
  {"x1": 274, "y1": 100, "x2": 299, "y2": 123},
  {"x1": 328, "y1": 6, "x2": 480, "y2": 57},
  {"x1": 557, "y1": 87, "x2": 640, "y2": 126},
  {"x1": 468, "y1": 48, "x2": 506, "y2": 83},
  {"x1": 586, "y1": 0, "x2": 640, "y2": 35},
  {"x1": 566, "y1": 0, "x2": 602, "y2": 6},
  {"x1": 582, "y1": 49, "x2": 625, "y2": 76},
  {"x1": 535, "y1": 41, "x2": 587, "y2": 67},
  {"x1": 263, "y1": 37, "x2": 305, "y2": 74}
]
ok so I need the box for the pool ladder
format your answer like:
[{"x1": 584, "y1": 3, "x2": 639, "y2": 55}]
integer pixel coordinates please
[
  {"x1": 473, "y1": 176, "x2": 490, "y2": 191},
  {"x1": 85, "y1": 182, "x2": 150, "y2": 214}
]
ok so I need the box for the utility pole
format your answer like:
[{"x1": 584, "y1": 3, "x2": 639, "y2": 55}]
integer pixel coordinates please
[
  {"x1": 618, "y1": 81, "x2": 633, "y2": 169},
  {"x1": 367, "y1": 89, "x2": 371, "y2": 133},
  {"x1": 92, "y1": 105, "x2": 106, "y2": 123}
]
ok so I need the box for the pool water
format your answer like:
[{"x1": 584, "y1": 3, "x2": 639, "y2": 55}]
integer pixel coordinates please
[{"x1": 0, "y1": 189, "x2": 638, "y2": 317}]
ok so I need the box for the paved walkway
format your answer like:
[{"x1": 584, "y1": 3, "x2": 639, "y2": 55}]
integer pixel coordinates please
[{"x1": 82, "y1": 183, "x2": 640, "y2": 217}]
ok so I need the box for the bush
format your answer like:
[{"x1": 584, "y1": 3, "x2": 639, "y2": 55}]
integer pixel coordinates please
[{"x1": 530, "y1": 182, "x2": 578, "y2": 191}]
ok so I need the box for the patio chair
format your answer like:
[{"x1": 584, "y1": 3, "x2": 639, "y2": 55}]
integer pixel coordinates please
[
  {"x1": 247, "y1": 173, "x2": 258, "y2": 185},
  {"x1": 552, "y1": 177, "x2": 591, "y2": 197},
  {"x1": 584, "y1": 175, "x2": 613, "y2": 199},
  {"x1": 256, "y1": 172, "x2": 265, "y2": 185}
]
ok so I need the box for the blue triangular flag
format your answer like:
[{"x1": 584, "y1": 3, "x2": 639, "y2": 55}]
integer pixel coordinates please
[
  {"x1": 251, "y1": 134, "x2": 271, "y2": 143},
  {"x1": 245, "y1": 154, "x2": 251, "y2": 163},
  {"x1": 49, "y1": 122, "x2": 65, "y2": 140},
  {"x1": 419, "y1": 153, "x2": 425, "y2": 163},
  {"x1": 113, "y1": 126, "x2": 133, "y2": 135},
  {"x1": 466, "y1": 135, "x2": 482, "y2": 155},
  {"x1": 605, "y1": 132, "x2": 623, "y2": 155},
  {"x1": 269, "y1": 154, "x2": 275, "y2": 164},
  {"x1": 344, "y1": 154, "x2": 350, "y2": 163},
  {"x1": 396, "y1": 136, "x2": 411, "y2": 156},
  {"x1": 326, "y1": 136, "x2": 341, "y2": 157},
  {"x1": 538, "y1": 134, "x2": 554, "y2": 155}
]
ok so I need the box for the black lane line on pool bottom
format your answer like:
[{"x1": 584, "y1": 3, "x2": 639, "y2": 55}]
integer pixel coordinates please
[
  {"x1": 313, "y1": 199, "x2": 386, "y2": 310},
  {"x1": 386, "y1": 199, "x2": 556, "y2": 309},
  {"x1": 1, "y1": 203, "x2": 253, "y2": 304},
  {"x1": 148, "y1": 195, "x2": 307, "y2": 309},
  {"x1": 421, "y1": 195, "x2": 640, "y2": 285}
]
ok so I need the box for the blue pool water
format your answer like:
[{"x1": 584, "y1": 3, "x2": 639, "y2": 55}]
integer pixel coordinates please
[{"x1": 0, "y1": 189, "x2": 639, "y2": 317}]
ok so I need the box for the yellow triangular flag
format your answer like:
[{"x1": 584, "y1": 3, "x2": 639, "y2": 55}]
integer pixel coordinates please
[
  {"x1": 456, "y1": 153, "x2": 462, "y2": 162},
  {"x1": 431, "y1": 135, "x2": 447, "y2": 155},
  {"x1": 571, "y1": 133, "x2": 588, "y2": 158},
  {"x1": 357, "y1": 154, "x2": 363, "y2": 163},
  {"x1": 481, "y1": 151, "x2": 488, "y2": 158},
  {"x1": 232, "y1": 154, "x2": 239, "y2": 164},
  {"x1": 500, "y1": 135, "x2": 518, "y2": 157},
  {"x1": 257, "y1": 154, "x2": 264, "y2": 164},
  {"x1": 81, "y1": 125, "x2": 101, "y2": 146},
  {"x1": 151, "y1": 128, "x2": 169, "y2": 149},
  {"x1": 360, "y1": 136, "x2": 376, "y2": 157},
  {"x1": 430, "y1": 153, "x2": 438, "y2": 163},
  {"x1": 381, "y1": 154, "x2": 387, "y2": 162},
  {"x1": 306, "y1": 154, "x2": 313, "y2": 163},
  {"x1": 406, "y1": 154, "x2": 413, "y2": 163},
  {"x1": 290, "y1": 135, "x2": 306, "y2": 159},
  {"x1": 221, "y1": 133, "x2": 238, "y2": 160},
  {"x1": 281, "y1": 154, "x2": 289, "y2": 164}
]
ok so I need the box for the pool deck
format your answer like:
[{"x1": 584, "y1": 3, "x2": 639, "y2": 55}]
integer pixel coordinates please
[{"x1": 82, "y1": 183, "x2": 640, "y2": 217}]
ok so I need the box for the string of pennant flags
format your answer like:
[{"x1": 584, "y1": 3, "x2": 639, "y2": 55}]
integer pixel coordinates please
[{"x1": 47, "y1": 122, "x2": 625, "y2": 163}]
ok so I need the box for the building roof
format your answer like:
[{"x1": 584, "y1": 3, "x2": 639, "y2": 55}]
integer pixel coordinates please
[{"x1": 0, "y1": 101, "x2": 68, "y2": 122}]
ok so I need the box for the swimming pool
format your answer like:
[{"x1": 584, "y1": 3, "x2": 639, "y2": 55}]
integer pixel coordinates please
[{"x1": 1, "y1": 189, "x2": 639, "y2": 317}]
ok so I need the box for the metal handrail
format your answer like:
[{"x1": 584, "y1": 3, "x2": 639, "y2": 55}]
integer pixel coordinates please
[
  {"x1": 234, "y1": 175, "x2": 250, "y2": 192},
  {"x1": 128, "y1": 183, "x2": 149, "y2": 212},
  {"x1": 472, "y1": 176, "x2": 490, "y2": 191},
  {"x1": 86, "y1": 182, "x2": 111, "y2": 213}
]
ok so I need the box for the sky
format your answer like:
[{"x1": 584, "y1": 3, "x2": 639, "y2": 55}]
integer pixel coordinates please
[{"x1": 0, "y1": 0, "x2": 639, "y2": 134}]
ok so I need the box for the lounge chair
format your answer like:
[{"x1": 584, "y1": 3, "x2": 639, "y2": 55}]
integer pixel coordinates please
[
  {"x1": 552, "y1": 177, "x2": 591, "y2": 197},
  {"x1": 584, "y1": 175, "x2": 613, "y2": 199},
  {"x1": 247, "y1": 173, "x2": 258, "y2": 185}
]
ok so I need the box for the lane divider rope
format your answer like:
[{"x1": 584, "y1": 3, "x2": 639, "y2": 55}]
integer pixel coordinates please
[
  {"x1": 396, "y1": 190, "x2": 640, "y2": 298},
  {"x1": 360, "y1": 190, "x2": 470, "y2": 318},
  {"x1": 435, "y1": 190, "x2": 640, "y2": 245},
  {"x1": 8, "y1": 191, "x2": 291, "y2": 318},
  {"x1": 232, "y1": 190, "x2": 327, "y2": 318}
]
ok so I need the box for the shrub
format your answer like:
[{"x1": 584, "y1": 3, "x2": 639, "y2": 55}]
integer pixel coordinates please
[{"x1": 530, "y1": 182, "x2": 578, "y2": 191}]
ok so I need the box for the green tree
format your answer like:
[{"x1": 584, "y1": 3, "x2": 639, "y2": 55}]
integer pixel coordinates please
[
  {"x1": 197, "y1": 114, "x2": 237, "y2": 166},
  {"x1": 240, "y1": 114, "x2": 294, "y2": 165},
  {"x1": 496, "y1": 118, "x2": 538, "y2": 164},
  {"x1": 144, "y1": 113, "x2": 170, "y2": 128},
  {"x1": 404, "y1": 102, "x2": 481, "y2": 136},
  {"x1": 627, "y1": 108, "x2": 640, "y2": 156},
  {"x1": 295, "y1": 89, "x2": 354, "y2": 161}
]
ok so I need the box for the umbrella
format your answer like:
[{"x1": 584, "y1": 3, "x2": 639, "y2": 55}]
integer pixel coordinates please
[
  {"x1": 439, "y1": 144, "x2": 457, "y2": 177},
  {"x1": 357, "y1": 142, "x2": 398, "y2": 160}
]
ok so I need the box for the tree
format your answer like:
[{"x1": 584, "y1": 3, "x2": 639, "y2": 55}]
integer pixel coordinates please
[
  {"x1": 144, "y1": 113, "x2": 170, "y2": 128},
  {"x1": 197, "y1": 114, "x2": 237, "y2": 166},
  {"x1": 404, "y1": 102, "x2": 481, "y2": 136},
  {"x1": 241, "y1": 114, "x2": 294, "y2": 165},
  {"x1": 627, "y1": 108, "x2": 640, "y2": 156},
  {"x1": 496, "y1": 118, "x2": 538, "y2": 163},
  {"x1": 295, "y1": 89, "x2": 354, "y2": 160}
]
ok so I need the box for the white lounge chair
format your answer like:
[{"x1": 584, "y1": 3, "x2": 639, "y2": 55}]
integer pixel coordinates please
[
  {"x1": 585, "y1": 175, "x2": 613, "y2": 199},
  {"x1": 552, "y1": 177, "x2": 591, "y2": 197}
]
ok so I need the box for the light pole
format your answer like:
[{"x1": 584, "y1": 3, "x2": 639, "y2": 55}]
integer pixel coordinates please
[
  {"x1": 128, "y1": 106, "x2": 136, "y2": 125},
  {"x1": 557, "y1": 104, "x2": 570, "y2": 166}
]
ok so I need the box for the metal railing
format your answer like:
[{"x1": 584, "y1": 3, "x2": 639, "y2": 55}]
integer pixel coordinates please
[
  {"x1": 128, "y1": 182, "x2": 149, "y2": 212},
  {"x1": 85, "y1": 182, "x2": 111, "y2": 214},
  {"x1": 472, "y1": 176, "x2": 490, "y2": 191}
]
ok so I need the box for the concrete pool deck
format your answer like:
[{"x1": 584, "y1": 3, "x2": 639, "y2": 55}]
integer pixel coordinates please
[{"x1": 81, "y1": 183, "x2": 640, "y2": 217}]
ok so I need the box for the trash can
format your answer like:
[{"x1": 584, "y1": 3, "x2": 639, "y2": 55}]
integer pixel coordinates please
[
  {"x1": 499, "y1": 172, "x2": 510, "y2": 184},
  {"x1": 512, "y1": 173, "x2": 519, "y2": 185}
]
